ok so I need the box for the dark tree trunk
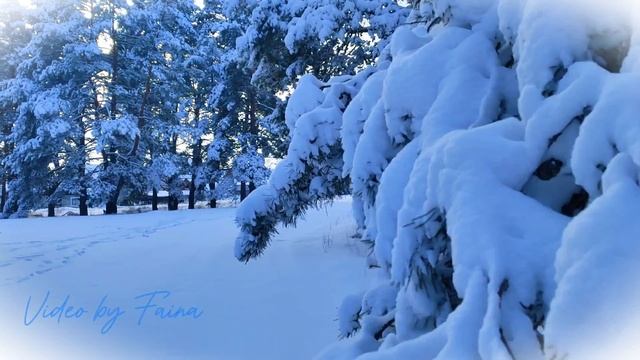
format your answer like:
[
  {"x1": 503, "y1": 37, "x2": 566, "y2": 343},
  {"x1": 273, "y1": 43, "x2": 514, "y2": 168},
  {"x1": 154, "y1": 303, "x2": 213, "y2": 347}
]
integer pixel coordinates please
[
  {"x1": 188, "y1": 109, "x2": 203, "y2": 210},
  {"x1": 0, "y1": 176, "x2": 6, "y2": 212},
  {"x1": 244, "y1": 87, "x2": 259, "y2": 202},
  {"x1": 79, "y1": 188, "x2": 88, "y2": 216},
  {"x1": 188, "y1": 177, "x2": 196, "y2": 209},
  {"x1": 240, "y1": 181, "x2": 247, "y2": 201},
  {"x1": 78, "y1": 117, "x2": 88, "y2": 217},
  {"x1": 1, "y1": 142, "x2": 7, "y2": 213},
  {"x1": 2, "y1": 173, "x2": 16, "y2": 215},
  {"x1": 168, "y1": 195, "x2": 179, "y2": 211},
  {"x1": 1, "y1": 117, "x2": 10, "y2": 213},
  {"x1": 104, "y1": 178, "x2": 118, "y2": 214},
  {"x1": 209, "y1": 160, "x2": 219, "y2": 209},
  {"x1": 162, "y1": 124, "x2": 181, "y2": 212},
  {"x1": 209, "y1": 180, "x2": 216, "y2": 208},
  {"x1": 152, "y1": 188, "x2": 158, "y2": 211},
  {"x1": 1, "y1": 141, "x2": 13, "y2": 214},
  {"x1": 105, "y1": 20, "x2": 120, "y2": 215},
  {"x1": 105, "y1": 201, "x2": 118, "y2": 214},
  {"x1": 46, "y1": 182, "x2": 61, "y2": 218},
  {"x1": 109, "y1": 20, "x2": 118, "y2": 121},
  {"x1": 105, "y1": 176, "x2": 124, "y2": 214}
]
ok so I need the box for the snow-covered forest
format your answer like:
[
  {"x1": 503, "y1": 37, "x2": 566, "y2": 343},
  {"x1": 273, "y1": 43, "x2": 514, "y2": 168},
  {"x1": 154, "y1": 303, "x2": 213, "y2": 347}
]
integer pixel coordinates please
[
  {"x1": 3, "y1": 0, "x2": 640, "y2": 358},
  {"x1": 1, "y1": 0, "x2": 400, "y2": 217}
]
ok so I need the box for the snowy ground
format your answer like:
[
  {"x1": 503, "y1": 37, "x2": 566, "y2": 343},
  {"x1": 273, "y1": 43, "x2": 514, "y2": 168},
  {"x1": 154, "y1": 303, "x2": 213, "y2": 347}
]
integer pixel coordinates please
[{"x1": 0, "y1": 198, "x2": 368, "y2": 359}]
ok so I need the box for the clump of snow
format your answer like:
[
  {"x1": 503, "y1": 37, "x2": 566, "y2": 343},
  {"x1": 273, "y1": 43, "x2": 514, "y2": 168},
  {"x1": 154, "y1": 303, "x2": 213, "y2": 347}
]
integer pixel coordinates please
[
  {"x1": 571, "y1": 70, "x2": 640, "y2": 197},
  {"x1": 285, "y1": 74, "x2": 325, "y2": 132},
  {"x1": 546, "y1": 153, "x2": 640, "y2": 359},
  {"x1": 94, "y1": 115, "x2": 140, "y2": 153}
]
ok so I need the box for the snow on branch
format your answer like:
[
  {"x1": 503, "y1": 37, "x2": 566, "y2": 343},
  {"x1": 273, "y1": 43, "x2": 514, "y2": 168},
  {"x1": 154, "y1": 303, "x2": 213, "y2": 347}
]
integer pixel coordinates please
[{"x1": 236, "y1": 0, "x2": 640, "y2": 358}]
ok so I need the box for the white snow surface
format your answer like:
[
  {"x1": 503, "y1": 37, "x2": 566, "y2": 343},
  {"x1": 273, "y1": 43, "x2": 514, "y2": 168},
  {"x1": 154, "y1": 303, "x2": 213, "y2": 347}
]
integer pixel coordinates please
[
  {"x1": 0, "y1": 199, "x2": 368, "y2": 359},
  {"x1": 546, "y1": 154, "x2": 640, "y2": 359}
]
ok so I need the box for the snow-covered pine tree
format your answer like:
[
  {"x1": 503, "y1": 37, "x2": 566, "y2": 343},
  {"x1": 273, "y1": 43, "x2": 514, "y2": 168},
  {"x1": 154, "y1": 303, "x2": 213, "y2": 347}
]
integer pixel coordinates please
[
  {"x1": 229, "y1": 0, "x2": 410, "y2": 212},
  {"x1": 88, "y1": 0, "x2": 142, "y2": 214},
  {"x1": 208, "y1": 1, "x2": 274, "y2": 202},
  {"x1": 200, "y1": 0, "x2": 246, "y2": 208},
  {"x1": 232, "y1": 0, "x2": 411, "y2": 202},
  {"x1": 93, "y1": 0, "x2": 200, "y2": 213},
  {"x1": 237, "y1": 0, "x2": 640, "y2": 358},
  {"x1": 283, "y1": 0, "x2": 408, "y2": 78},
  {"x1": 0, "y1": 3, "x2": 33, "y2": 215},
  {"x1": 2, "y1": 0, "x2": 106, "y2": 217},
  {"x1": 142, "y1": 0, "x2": 200, "y2": 211},
  {"x1": 180, "y1": 0, "x2": 223, "y2": 210}
]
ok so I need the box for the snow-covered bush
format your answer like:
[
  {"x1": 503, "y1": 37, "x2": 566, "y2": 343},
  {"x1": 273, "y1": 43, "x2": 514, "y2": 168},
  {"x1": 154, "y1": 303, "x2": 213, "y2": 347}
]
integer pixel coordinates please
[{"x1": 237, "y1": 0, "x2": 640, "y2": 358}]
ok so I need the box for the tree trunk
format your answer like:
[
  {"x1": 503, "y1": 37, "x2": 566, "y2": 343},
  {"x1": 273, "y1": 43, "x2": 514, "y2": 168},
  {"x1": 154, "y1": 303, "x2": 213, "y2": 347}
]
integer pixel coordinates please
[
  {"x1": 105, "y1": 176, "x2": 124, "y2": 215},
  {"x1": 168, "y1": 195, "x2": 179, "y2": 211},
  {"x1": 2, "y1": 173, "x2": 16, "y2": 215},
  {"x1": 0, "y1": 176, "x2": 6, "y2": 212},
  {"x1": 109, "y1": 9, "x2": 118, "y2": 121},
  {"x1": 166, "y1": 129, "x2": 180, "y2": 211},
  {"x1": 246, "y1": 88, "x2": 259, "y2": 200},
  {"x1": 105, "y1": 19, "x2": 120, "y2": 215},
  {"x1": 209, "y1": 160, "x2": 219, "y2": 208},
  {"x1": 129, "y1": 66, "x2": 152, "y2": 156},
  {"x1": 188, "y1": 108, "x2": 203, "y2": 210},
  {"x1": 46, "y1": 182, "x2": 61, "y2": 217},
  {"x1": 152, "y1": 188, "x2": 158, "y2": 211},
  {"x1": 78, "y1": 114, "x2": 88, "y2": 217},
  {"x1": 105, "y1": 201, "x2": 118, "y2": 214},
  {"x1": 79, "y1": 188, "x2": 88, "y2": 216},
  {"x1": 1, "y1": 141, "x2": 14, "y2": 215},
  {"x1": 240, "y1": 181, "x2": 247, "y2": 201},
  {"x1": 209, "y1": 180, "x2": 217, "y2": 208},
  {"x1": 188, "y1": 176, "x2": 196, "y2": 209}
]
